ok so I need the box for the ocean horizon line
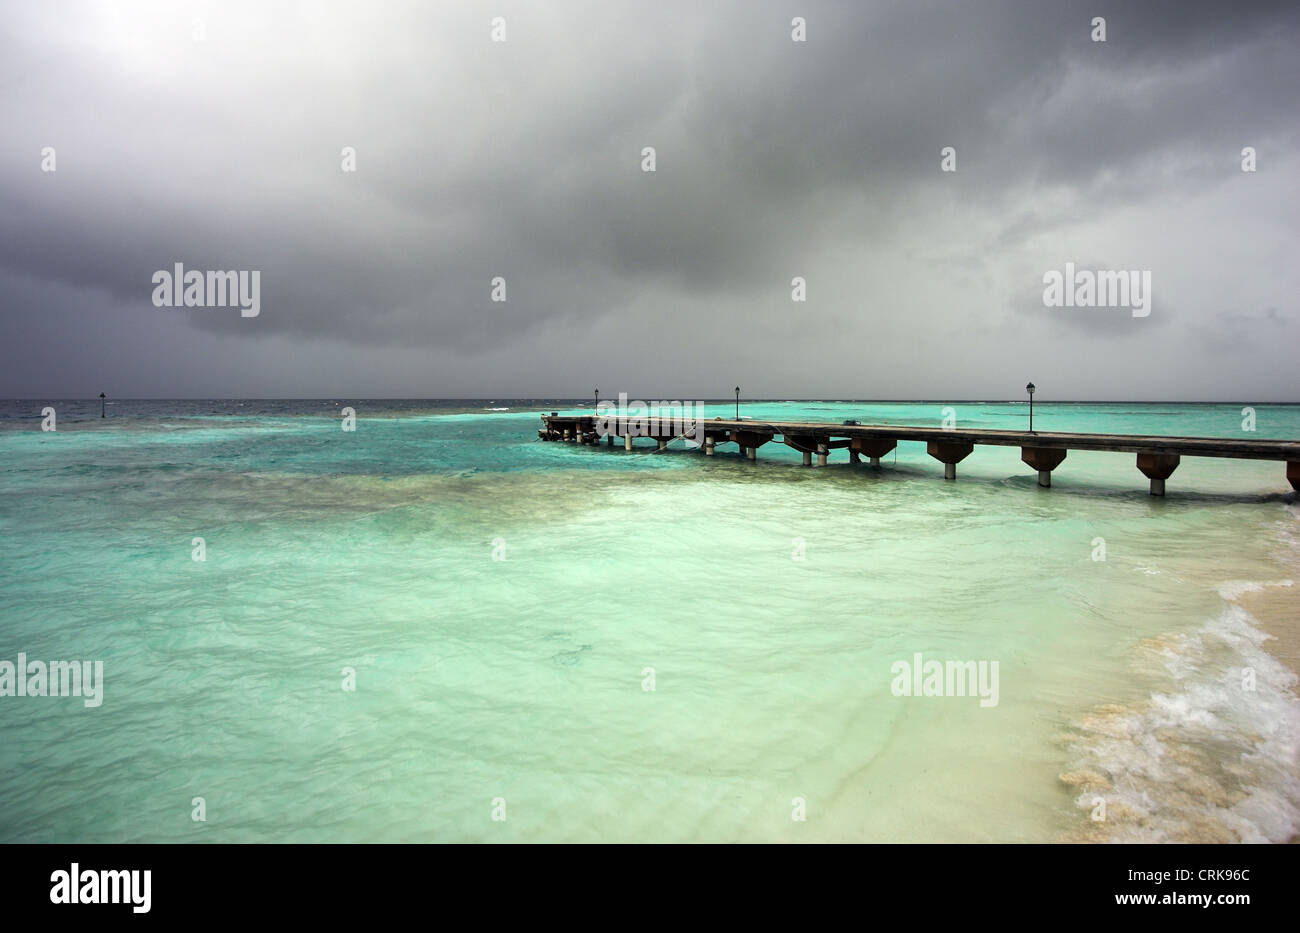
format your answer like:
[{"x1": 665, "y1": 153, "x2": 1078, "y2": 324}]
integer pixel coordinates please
[{"x1": 6, "y1": 397, "x2": 1300, "y2": 406}]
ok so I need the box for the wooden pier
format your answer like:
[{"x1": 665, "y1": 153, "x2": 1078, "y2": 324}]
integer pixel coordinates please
[{"x1": 538, "y1": 414, "x2": 1300, "y2": 496}]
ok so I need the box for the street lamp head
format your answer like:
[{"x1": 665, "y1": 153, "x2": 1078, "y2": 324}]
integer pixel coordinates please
[
  {"x1": 1026, "y1": 382, "x2": 1035, "y2": 396},
  {"x1": 99, "y1": 392, "x2": 106, "y2": 399}
]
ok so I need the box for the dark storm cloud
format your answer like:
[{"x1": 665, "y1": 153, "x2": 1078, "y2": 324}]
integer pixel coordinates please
[{"x1": 1, "y1": 0, "x2": 1298, "y2": 398}]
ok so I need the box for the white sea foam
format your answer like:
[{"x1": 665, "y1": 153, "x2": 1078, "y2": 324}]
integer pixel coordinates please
[
  {"x1": 1063, "y1": 591, "x2": 1300, "y2": 843},
  {"x1": 1216, "y1": 579, "x2": 1293, "y2": 601}
]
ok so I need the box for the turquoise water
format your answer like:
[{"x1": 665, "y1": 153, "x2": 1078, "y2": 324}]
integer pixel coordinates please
[{"x1": 1, "y1": 399, "x2": 1298, "y2": 842}]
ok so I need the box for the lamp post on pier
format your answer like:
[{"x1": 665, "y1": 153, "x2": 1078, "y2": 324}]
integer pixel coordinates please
[
  {"x1": 734, "y1": 386, "x2": 740, "y2": 420},
  {"x1": 1026, "y1": 382, "x2": 1035, "y2": 433},
  {"x1": 99, "y1": 392, "x2": 106, "y2": 419}
]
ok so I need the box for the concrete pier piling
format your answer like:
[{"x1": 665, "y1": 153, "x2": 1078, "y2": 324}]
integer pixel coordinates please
[
  {"x1": 539, "y1": 415, "x2": 1300, "y2": 496},
  {"x1": 927, "y1": 440, "x2": 974, "y2": 481},
  {"x1": 731, "y1": 430, "x2": 771, "y2": 462},
  {"x1": 784, "y1": 433, "x2": 817, "y2": 466},
  {"x1": 1021, "y1": 447, "x2": 1068, "y2": 488},
  {"x1": 852, "y1": 437, "x2": 897, "y2": 469},
  {"x1": 1137, "y1": 453, "x2": 1180, "y2": 497}
]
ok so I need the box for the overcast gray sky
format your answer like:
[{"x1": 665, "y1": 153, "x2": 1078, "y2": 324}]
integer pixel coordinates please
[{"x1": 2, "y1": 0, "x2": 1297, "y2": 400}]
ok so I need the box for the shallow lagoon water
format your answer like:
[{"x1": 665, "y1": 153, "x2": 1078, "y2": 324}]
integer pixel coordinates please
[{"x1": 1, "y1": 399, "x2": 1297, "y2": 841}]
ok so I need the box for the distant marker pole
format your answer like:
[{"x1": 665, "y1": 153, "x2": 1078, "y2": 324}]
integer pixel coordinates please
[
  {"x1": 100, "y1": 392, "x2": 106, "y2": 419},
  {"x1": 1025, "y1": 382, "x2": 1035, "y2": 433}
]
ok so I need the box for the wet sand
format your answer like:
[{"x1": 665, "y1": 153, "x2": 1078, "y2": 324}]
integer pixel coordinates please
[{"x1": 1242, "y1": 584, "x2": 1300, "y2": 680}]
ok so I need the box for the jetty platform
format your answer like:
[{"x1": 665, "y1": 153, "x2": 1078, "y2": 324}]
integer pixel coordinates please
[{"x1": 538, "y1": 414, "x2": 1300, "y2": 496}]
